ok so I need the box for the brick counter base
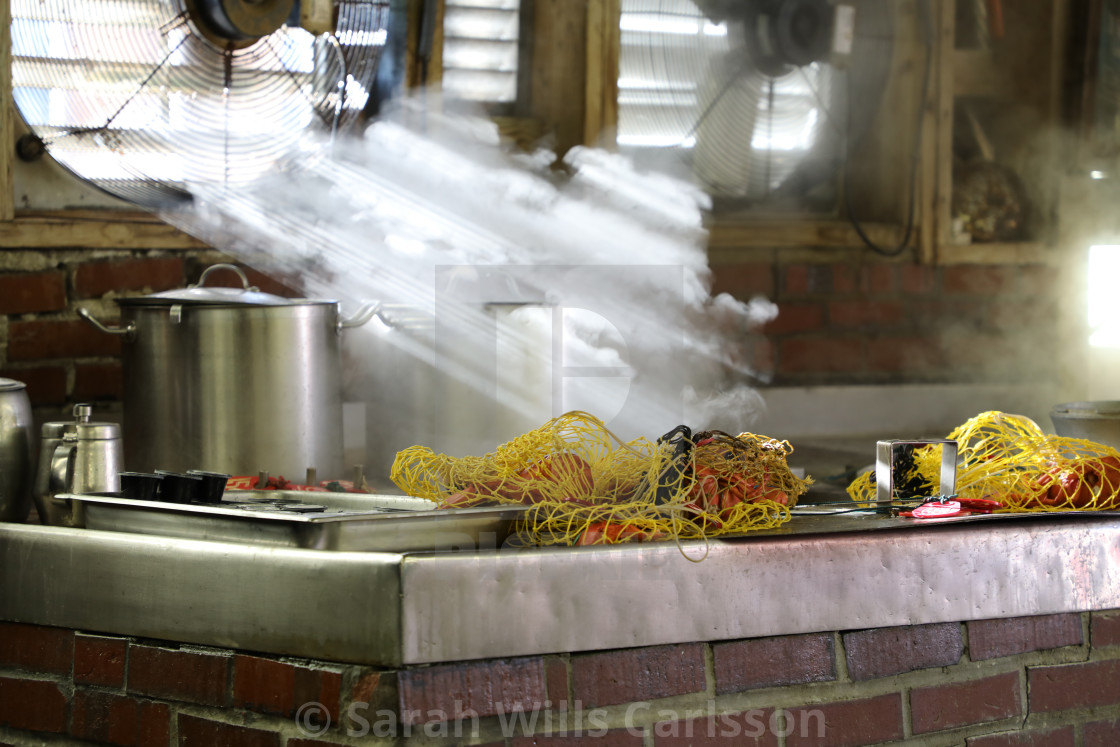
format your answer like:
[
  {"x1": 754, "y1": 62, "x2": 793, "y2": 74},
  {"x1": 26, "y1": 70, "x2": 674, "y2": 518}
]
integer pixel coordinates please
[{"x1": 2, "y1": 611, "x2": 1120, "y2": 746}]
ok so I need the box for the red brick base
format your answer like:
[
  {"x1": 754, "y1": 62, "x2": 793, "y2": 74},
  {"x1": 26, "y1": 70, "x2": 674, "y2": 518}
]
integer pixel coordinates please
[{"x1": 1, "y1": 610, "x2": 1119, "y2": 745}]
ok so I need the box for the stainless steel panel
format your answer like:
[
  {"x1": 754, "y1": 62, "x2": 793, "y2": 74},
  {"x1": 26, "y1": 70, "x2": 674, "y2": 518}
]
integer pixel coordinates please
[
  {"x1": 3, "y1": 515, "x2": 1120, "y2": 667},
  {"x1": 0, "y1": 524, "x2": 404, "y2": 664},
  {"x1": 398, "y1": 515, "x2": 1120, "y2": 664}
]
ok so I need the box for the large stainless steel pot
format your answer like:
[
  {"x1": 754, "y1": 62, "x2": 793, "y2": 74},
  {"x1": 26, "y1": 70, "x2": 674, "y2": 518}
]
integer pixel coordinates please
[
  {"x1": 358, "y1": 300, "x2": 558, "y2": 481},
  {"x1": 80, "y1": 264, "x2": 377, "y2": 480},
  {"x1": 0, "y1": 378, "x2": 33, "y2": 522}
]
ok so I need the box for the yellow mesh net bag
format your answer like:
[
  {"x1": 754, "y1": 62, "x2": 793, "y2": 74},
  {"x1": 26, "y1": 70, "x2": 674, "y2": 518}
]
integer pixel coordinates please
[
  {"x1": 391, "y1": 410, "x2": 812, "y2": 545},
  {"x1": 847, "y1": 410, "x2": 1120, "y2": 511}
]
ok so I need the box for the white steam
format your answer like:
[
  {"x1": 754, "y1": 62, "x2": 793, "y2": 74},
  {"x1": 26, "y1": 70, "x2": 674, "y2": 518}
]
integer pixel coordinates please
[{"x1": 159, "y1": 96, "x2": 776, "y2": 478}]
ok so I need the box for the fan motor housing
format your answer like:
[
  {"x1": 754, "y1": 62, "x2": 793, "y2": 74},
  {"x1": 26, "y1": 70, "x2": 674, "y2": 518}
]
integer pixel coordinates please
[
  {"x1": 191, "y1": 0, "x2": 298, "y2": 42},
  {"x1": 773, "y1": 0, "x2": 834, "y2": 66},
  {"x1": 749, "y1": 0, "x2": 836, "y2": 75}
]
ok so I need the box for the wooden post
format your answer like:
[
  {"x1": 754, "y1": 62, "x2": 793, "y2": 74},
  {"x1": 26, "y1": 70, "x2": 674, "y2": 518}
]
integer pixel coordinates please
[
  {"x1": 405, "y1": 0, "x2": 444, "y2": 91},
  {"x1": 927, "y1": 0, "x2": 957, "y2": 263},
  {"x1": 1, "y1": 0, "x2": 14, "y2": 221},
  {"x1": 530, "y1": 0, "x2": 588, "y2": 156},
  {"x1": 584, "y1": 0, "x2": 619, "y2": 147}
]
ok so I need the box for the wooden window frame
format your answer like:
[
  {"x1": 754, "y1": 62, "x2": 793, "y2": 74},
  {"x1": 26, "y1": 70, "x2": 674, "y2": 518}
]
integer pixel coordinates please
[
  {"x1": 580, "y1": 0, "x2": 1062, "y2": 261},
  {"x1": 0, "y1": 0, "x2": 227, "y2": 249},
  {"x1": 0, "y1": 0, "x2": 1070, "y2": 262}
]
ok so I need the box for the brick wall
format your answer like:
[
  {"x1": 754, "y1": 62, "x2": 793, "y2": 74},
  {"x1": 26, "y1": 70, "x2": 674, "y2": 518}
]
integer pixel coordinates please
[
  {"x1": 711, "y1": 258, "x2": 1073, "y2": 387},
  {"x1": 0, "y1": 249, "x2": 300, "y2": 415},
  {"x1": 0, "y1": 250, "x2": 1072, "y2": 415},
  {"x1": 2, "y1": 610, "x2": 1119, "y2": 746}
]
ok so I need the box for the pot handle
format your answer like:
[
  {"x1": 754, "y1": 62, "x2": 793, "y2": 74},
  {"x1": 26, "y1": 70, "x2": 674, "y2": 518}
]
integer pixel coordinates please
[
  {"x1": 338, "y1": 302, "x2": 385, "y2": 332},
  {"x1": 77, "y1": 308, "x2": 137, "y2": 342},
  {"x1": 195, "y1": 263, "x2": 258, "y2": 292},
  {"x1": 48, "y1": 436, "x2": 77, "y2": 499}
]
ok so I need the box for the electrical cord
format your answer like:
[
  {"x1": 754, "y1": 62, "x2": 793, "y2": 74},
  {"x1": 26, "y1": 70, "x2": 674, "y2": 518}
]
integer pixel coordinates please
[{"x1": 843, "y1": 0, "x2": 935, "y2": 257}]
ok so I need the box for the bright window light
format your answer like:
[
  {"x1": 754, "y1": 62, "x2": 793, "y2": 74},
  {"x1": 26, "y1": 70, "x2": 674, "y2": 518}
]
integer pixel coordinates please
[
  {"x1": 1089, "y1": 245, "x2": 1120, "y2": 347},
  {"x1": 441, "y1": 0, "x2": 521, "y2": 104}
]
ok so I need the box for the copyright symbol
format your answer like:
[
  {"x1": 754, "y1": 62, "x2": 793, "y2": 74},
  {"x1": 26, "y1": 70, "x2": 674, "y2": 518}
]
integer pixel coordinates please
[{"x1": 295, "y1": 701, "x2": 331, "y2": 737}]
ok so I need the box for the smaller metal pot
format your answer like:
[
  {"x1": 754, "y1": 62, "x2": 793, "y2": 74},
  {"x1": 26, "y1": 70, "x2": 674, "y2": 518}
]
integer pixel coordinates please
[
  {"x1": 0, "y1": 378, "x2": 33, "y2": 522},
  {"x1": 33, "y1": 404, "x2": 123, "y2": 527}
]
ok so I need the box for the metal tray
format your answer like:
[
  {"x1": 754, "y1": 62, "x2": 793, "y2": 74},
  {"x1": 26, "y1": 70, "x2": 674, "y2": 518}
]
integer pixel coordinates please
[{"x1": 65, "y1": 491, "x2": 530, "y2": 552}]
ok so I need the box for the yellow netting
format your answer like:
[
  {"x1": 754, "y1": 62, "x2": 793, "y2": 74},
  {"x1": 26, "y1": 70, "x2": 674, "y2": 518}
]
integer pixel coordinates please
[
  {"x1": 390, "y1": 411, "x2": 812, "y2": 545},
  {"x1": 847, "y1": 410, "x2": 1120, "y2": 511}
]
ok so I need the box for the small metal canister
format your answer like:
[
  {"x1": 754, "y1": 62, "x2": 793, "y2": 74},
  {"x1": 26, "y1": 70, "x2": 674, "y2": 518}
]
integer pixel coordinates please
[{"x1": 33, "y1": 404, "x2": 123, "y2": 527}]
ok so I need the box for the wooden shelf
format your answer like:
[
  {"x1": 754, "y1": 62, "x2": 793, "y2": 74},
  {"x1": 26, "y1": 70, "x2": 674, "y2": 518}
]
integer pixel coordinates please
[
  {"x1": 935, "y1": 240, "x2": 1057, "y2": 265},
  {"x1": 931, "y1": 0, "x2": 1068, "y2": 262},
  {"x1": 2, "y1": 0, "x2": 14, "y2": 222},
  {"x1": 1, "y1": 211, "x2": 206, "y2": 250},
  {"x1": 707, "y1": 220, "x2": 909, "y2": 251}
]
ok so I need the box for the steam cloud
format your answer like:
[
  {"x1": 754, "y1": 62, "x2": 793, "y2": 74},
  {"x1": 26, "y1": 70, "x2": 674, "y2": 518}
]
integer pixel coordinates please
[{"x1": 160, "y1": 96, "x2": 776, "y2": 478}]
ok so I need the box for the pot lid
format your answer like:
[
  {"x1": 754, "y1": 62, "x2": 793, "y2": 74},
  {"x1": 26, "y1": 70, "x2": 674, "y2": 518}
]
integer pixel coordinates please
[
  {"x1": 115, "y1": 264, "x2": 331, "y2": 307},
  {"x1": 118, "y1": 286, "x2": 300, "y2": 307},
  {"x1": 0, "y1": 378, "x2": 27, "y2": 392}
]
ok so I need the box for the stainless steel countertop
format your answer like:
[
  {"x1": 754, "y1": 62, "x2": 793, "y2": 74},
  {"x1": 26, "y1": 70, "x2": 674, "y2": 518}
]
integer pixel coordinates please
[{"x1": 2, "y1": 512, "x2": 1119, "y2": 666}]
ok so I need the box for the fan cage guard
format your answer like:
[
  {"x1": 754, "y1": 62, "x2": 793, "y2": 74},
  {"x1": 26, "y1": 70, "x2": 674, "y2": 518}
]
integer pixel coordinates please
[
  {"x1": 615, "y1": 0, "x2": 894, "y2": 214},
  {"x1": 10, "y1": 0, "x2": 390, "y2": 206}
]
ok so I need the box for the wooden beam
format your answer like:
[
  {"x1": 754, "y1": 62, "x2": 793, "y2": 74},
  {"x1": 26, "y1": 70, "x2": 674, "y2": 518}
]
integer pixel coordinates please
[
  {"x1": 530, "y1": 0, "x2": 588, "y2": 155},
  {"x1": 1, "y1": 0, "x2": 14, "y2": 222},
  {"x1": 931, "y1": 0, "x2": 956, "y2": 261},
  {"x1": 429, "y1": 0, "x2": 445, "y2": 89},
  {"x1": 583, "y1": 0, "x2": 619, "y2": 147},
  {"x1": 915, "y1": 0, "x2": 942, "y2": 263},
  {"x1": 708, "y1": 237, "x2": 1059, "y2": 267},
  {"x1": 405, "y1": 0, "x2": 444, "y2": 90},
  {"x1": 1048, "y1": 0, "x2": 1069, "y2": 126},
  {"x1": 492, "y1": 116, "x2": 545, "y2": 151},
  {"x1": 935, "y1": 240, "x2": 1058, "y2": 265},
  {"x1": 707, "y1": 220, "x2": 909, "y2": 250},
  {"x1": 1, "y1": 213, "x2": 207, "y2": 249},
  {"x1": 584, "y1": 0, "x2": 603, "y2": 146}
]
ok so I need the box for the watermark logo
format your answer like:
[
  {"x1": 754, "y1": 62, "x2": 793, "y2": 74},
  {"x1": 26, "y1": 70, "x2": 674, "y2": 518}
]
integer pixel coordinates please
[
  {"x1": 294, "y1": 701, "x2": 332, "y2": 738},
  {"x1": 294, "y1": 699, "x2": 826, "y2": 740}
]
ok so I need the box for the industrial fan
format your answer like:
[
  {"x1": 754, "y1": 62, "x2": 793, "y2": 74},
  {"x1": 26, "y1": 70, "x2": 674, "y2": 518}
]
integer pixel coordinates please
[
  {"x1": 615, "y1": 0, "x2": 901, "y2": 213},
  {"x1": 8, "y1": 0, "x2": 395, "y2": 206}
]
